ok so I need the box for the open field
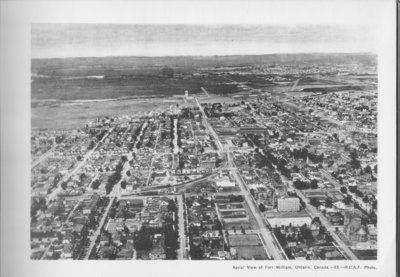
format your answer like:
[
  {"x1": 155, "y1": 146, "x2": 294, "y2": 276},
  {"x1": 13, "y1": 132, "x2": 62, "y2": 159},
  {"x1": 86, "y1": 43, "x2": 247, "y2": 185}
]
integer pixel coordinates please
[
  {"x1": 31, "y1": 53, "x2": 376, "y2": 101},
  {"x1": 229, "y1": 234, "x2": 268, "y2": 259},
  {"x1": 32, "y1": 98, "x2": 180, "y2": 130},
  {"x1": 32, "y1": 76, "x2": 203, "y2": 100},
  {"x1": 228, "y1": 234, "x2": 262, "y2": 247},
  {"x1": 31, "y1": 53, "x2": 377, "y2": 130},
  {"x1": 234, "y1": 246, "x2": 269, "y2": 260}
]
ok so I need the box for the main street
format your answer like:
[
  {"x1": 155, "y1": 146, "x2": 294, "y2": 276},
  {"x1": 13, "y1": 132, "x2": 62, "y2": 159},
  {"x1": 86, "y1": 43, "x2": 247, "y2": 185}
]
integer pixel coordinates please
[
  {"x1": 145, "y1": 123, "x2": 162, "y2": 186},
  {"x1": 195, "y1": 95, "x2": 287, "y2": 260},
  {"x1": 229, "y1": 160, "x2": 287, "y2": 260},
  {"x1": 84, "y1": 195, "x2": 116, "y2": 260},
  {"x1": 194, "y1": 97, "x2": 224, "y2": 153},
  {"x1": 175, "y1": 195, "x2": 186, "y2": 260}
]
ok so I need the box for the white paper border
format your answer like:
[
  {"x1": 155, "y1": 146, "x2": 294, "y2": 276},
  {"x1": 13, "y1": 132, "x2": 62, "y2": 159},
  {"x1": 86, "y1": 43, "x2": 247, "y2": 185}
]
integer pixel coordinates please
[{"x1": 0, "y1": 1, "x2": 396, "y2": 277}]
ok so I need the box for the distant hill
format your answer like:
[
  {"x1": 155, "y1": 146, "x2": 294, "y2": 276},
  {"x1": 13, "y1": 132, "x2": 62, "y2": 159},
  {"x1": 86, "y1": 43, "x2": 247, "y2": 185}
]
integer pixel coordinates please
[{"x1": 32, "y1": 53, "x2": 377, "y2": 77}]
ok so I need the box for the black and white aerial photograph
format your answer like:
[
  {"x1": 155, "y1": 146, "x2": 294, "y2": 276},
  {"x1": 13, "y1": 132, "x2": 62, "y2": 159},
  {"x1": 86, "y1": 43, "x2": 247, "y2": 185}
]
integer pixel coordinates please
[
  {"x1": 0, "y1": 1, "x2": 397, "y2": 277},
  {"x1": 30, "y1": 24, "x2": 378, "y2": 261}
]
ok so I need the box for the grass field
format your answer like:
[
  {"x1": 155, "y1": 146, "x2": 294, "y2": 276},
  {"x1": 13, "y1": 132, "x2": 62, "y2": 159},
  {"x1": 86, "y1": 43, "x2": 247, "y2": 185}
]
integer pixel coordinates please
[
  {"x1": 32, "y1": 98, "x2": 179, "y2": 130},
  {"x1": 234, "y1": 246, "x2": 268, "y2": 260},
  {"x1": 31, "y1": 53, "x2": 376, "y2": 129},
  {"x1": 229, "y1": 234, "x2": 268, "y2": 260},
  {"x1": 228, "y1": 234, "x2": 262, "y2": 247}
]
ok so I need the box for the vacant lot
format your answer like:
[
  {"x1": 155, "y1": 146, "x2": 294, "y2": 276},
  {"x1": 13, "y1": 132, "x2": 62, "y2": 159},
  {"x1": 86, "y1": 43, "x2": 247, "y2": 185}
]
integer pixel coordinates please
[
  {"x1": 32, "y1": 76, "x2": 204, "y2": 100},
  {"x1": 228, "y1": 234, "x2": 262, "y2": 247},
  {"x1": 234, "y1": 246, "x2": 268, "y2": 260},
  {"x1": 32, "y1": 98, "x2": 177, "y2": 130}
]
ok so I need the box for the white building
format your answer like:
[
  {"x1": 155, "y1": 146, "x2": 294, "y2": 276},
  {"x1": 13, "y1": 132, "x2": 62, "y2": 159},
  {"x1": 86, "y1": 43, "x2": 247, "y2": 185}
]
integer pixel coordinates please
[
  {"x1": 278, "y1": 197, "x2": 300, "y2": 212},
  {"x1": 216, "y1": 180, "x2": 235, "y2": 188}
]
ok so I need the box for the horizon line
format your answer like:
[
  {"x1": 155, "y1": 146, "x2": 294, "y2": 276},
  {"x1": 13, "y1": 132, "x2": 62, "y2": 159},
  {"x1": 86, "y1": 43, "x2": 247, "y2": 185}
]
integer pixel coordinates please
[{"x1": 31, "y1": 51, "x2": 378, "y2": 60}]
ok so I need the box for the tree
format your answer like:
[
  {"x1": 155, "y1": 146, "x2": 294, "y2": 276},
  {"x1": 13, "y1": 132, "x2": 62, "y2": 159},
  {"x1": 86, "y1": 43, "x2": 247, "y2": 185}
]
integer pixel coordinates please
[
  {"x1": 372, "y1": 199, "x2": 377, "y2": 210},
  {"x1": 325, "y1": 198, "x2": 333, "y2": 208},
  {"x1": 350, "y1": 158, "x2": 360, "y2": 169},
  {"x1": 310, "y1": 179, "x2": 318, "y2": 189},
  {"x1": 362, "y1": 196, "x2": 369, "y2": 203},
  {"x1": 364, "y1": 165, "x2": 372, "y2": 175},
  {"x1": 88, "y1": 140, "x2": 95, "y2": 150},
  {"x1": 310, "y1": 198, "x2": 321, "y2": 207},
  {"x1": 229, "y1": 195, "x2": 244, "y2": 202},
  {"x1": 311, "y1": 217, "x2": 322, "y2": 225},
  {"x1": 120, "y1": 180, "x2": 127, "y2": 189},
  {"x1": 61, "y1": 181, "x2": 68, "y2": 190},
  {"x1": 109, "y1": 207, "x2": 116, "y2": 219},
  {"x1": 350, "y1": 149, "x2": 358, "y2": 160},
  {"x1": 259, "y1": 203, "x2": 266, "y2": 212},
  {"x1": 134, "y1": 226, "x2": 153, "y2": 251},
  {"x1": 79, "y1": 173, "x2": 86, "y2": 182},
  {"x1": 348, "y1": 185, "x2": 357, "y2": 193},
  {"x1": 293, "y1": 180, "x2": 310, "y2": 190},
  {"x1": 355, "y1": 190, "x2": 364, "y2": 198},
  {"x1": 300, "y1": 226, "x2": 314, "y2": 242},
  {"x1": 340, "y1": 186, "x2": 347, "y2": 194},
  {"x1": 91, "y1": 179, "x2": 101, "y2": 190},
  {"x1": 167, "y1": 200, "x2": 178, "y2": 213},
  {"x1": 343, "y1": 195, "x2": 352, "y2": 205},
  {"x1": 359, "y1": 143, "x2": 368, "y2": 150}
]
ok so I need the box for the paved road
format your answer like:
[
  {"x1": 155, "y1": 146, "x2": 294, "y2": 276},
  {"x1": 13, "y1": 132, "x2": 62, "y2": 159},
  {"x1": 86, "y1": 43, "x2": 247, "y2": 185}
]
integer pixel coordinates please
[
  {"x1": 193, "y1": 104, "x2": 287, "y2": 260},
  {"x1": 145, "y1": 123, "x2": 162, "y2": 186},
  {"x1": 194, "y1": 97, "x2": 224, "y2": 153},
  {"x1": 176, "y1": 195, "x2": 186, "y2": 259},
  {"x1": 31, "y1": 143, "x2": 57, "y2": 168},
  {"x1": 281, "y1": 175, "x2": 359, "y2": 260},
  {"x1": 84, "y1": 195, "x2": 116, "y2": 260},
  {"x1": 230, "y1": 168, "x2": 287, "y2": 260},
  {"x1": 200, "y1": 87, "x2": 210, "y2": 98},
  {"x1": 40, "y1": 198, "x2": 83, "y2": 260},
  {"x1": 46, "y1": 128, "x2": 114, "y2": 205},
  {"x1": 303, "y1": 199, "x2": 358, "y2": 260}
]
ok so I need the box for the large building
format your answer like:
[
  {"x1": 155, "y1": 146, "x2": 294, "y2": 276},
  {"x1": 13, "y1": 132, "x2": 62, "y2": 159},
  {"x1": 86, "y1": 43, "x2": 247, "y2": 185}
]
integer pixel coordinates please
[
  {"x1": 200, "y1": 159, "x2": 216, "y2": 169},
  {"x1": 266, "y1": 211, "x2": 312, "y2": 227},
  {"x1": 343, "y1": 211, "x2": 368, "y2": 243},
  {"x1": 277, "y1": 197, "x2": 300, "y2": 212}
]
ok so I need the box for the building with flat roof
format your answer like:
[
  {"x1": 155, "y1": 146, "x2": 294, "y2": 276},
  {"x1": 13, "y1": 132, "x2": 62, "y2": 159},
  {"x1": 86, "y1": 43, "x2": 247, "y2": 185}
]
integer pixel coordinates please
[
  {"x1": 277, "y1": 197, "x2": 300, "y2": 212},
  {"x1": 266, "y1": 210, "x2": 311, "y2": 227}
]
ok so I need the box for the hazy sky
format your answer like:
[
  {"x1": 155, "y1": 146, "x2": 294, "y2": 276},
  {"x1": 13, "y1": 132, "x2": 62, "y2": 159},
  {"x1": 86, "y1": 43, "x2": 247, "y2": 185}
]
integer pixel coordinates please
[{"x1": 31, "y1": 24, "x2": 377, "y2": 59}]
